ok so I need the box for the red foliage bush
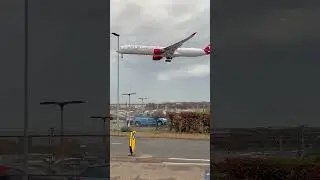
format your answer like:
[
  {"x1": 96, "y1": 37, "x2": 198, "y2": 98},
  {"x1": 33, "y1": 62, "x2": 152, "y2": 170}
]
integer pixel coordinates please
[
  {"x1": 166, "y1": 112, "x2": 210, "y2": 133},
  {"x1": 54, "y1": 139, "x2": 79, "y2": 156},
  {"x1": 0, "y1": 139, "x2": 17, "y2": 154}
]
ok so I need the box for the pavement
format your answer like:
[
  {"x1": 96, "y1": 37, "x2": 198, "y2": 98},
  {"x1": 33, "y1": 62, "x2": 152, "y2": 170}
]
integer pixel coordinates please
[
  {"x1": 0, "y1": 136, "x2": 210, "y2": 179},
  {"x1": 111, "y1": 161, "x2": 208, "y2": 180},
  {"x1": 111, "y1": 136, "x2": 210, "y2": 180},
  {"x1": 111, "y1": 136, "x2": 210, "y2": 160}
]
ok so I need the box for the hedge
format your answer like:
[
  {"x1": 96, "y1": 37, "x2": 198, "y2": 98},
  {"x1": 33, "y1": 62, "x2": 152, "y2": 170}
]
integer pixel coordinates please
[
  {"x1": 166, "y1": 112, "x2": 210, "y2": 133},
  {"x1": 212, "y1": 157, "x2": 320, "y2": 179}
]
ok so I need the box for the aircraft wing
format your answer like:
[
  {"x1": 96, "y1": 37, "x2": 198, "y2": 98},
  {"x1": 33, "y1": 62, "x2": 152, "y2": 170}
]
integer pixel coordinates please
[{"x1": 161, "y1": 32, "x2": 197, "y2": 58}]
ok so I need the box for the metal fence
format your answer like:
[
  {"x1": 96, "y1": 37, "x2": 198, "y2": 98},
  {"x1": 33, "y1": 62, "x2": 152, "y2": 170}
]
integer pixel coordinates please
[
  {"x1": 0, "y1": 129, "x2": 108, "y2": 179},
  {"x1": 211, "y1": 127, "x2": 320, "y2": 159}
]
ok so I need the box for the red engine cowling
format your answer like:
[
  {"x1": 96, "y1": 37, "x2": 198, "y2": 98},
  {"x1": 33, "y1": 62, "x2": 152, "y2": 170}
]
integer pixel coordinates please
[
  {"x1": 153, "y1": 48, "x2": 163, "y2": 55},
  {"x1": 152, "y1": 55, "x2": 162, "y2": 61}
]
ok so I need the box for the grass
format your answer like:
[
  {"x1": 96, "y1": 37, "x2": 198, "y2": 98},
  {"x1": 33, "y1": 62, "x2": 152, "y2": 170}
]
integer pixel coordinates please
[{"x1": 110, "y1": 130, "x2": 209, "y2": 140}]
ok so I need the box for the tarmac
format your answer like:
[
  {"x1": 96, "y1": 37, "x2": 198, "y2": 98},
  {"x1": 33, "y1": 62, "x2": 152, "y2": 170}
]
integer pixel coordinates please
[
  {"x1": 110, "y1": 136, "x2": 210, "y2": 180},
  {"x1": 110, "y1": 161, "x2": 207, "y2": 180},
  {"x1": 110, "y1": 136, "x2": 210, "y2": 160}
]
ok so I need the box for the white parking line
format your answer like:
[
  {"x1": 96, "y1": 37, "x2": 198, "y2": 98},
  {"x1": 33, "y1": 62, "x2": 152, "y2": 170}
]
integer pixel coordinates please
[
  {"x1": 162, "y1": 162, "x2": 210, "y2": 166},
  {"x1": 168, "y1": 158, "x2": 210, "y2": 162}
]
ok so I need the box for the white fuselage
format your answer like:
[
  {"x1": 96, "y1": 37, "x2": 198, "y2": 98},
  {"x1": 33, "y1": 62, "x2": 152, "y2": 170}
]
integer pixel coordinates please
[{"x1": 118, "y1": 45, "x2": 206, "y2": 57}]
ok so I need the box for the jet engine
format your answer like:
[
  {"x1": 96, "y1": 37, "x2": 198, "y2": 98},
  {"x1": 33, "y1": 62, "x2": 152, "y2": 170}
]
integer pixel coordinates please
[
  {"x1": 152, "y1": 55, "x2": 162, "y2": 60},
  {"x1": 153, "y1": 48, "x2": 163, "y2": 55}
]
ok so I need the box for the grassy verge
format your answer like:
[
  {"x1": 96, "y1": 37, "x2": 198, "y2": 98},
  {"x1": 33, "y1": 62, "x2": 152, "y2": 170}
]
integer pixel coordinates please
[{"x1": 110, "y1": 130, "x2": 209, "y2": 140}]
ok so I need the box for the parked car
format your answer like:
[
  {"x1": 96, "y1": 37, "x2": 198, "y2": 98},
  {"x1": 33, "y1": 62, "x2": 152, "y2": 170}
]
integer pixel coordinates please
[
  {"x1": 134, "y1": 116, "x2": 168, "y2": 127},
  {"x1": 156, "y1": 117, "x2": 168, "y2": 126}
]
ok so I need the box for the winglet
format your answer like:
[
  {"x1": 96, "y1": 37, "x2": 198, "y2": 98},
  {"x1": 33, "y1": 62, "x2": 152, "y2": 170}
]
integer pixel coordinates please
[
  {"x1": 192, "y1": 32, "x2": 197, "y2": 36},
  {"x1": 203, "y1": 44, "x2": 211, "y2": 55}
]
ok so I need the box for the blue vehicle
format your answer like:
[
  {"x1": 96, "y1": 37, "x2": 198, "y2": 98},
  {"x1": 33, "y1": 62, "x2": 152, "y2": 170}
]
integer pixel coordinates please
[{"x1": 134, "y1": 116, "x2": 168, "y2": 127}]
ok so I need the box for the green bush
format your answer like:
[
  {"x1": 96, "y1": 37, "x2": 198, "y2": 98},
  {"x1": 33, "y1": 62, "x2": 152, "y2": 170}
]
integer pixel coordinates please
[
  {"x1": 0, "y1": 139, "x2": 17, "y2": 154},
  {"x1": 303, "y1": 153, "x2": 320, "y2": 163},
  {"x1": 212, "y1": 157, "x2": 320, "y2": 179},
  {"x1": 54, "y1": 139, "x2": 80, "y2": 156}
]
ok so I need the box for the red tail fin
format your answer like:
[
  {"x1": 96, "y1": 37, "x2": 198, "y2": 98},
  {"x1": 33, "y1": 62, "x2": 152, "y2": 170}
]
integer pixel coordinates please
[{"x1": 203, "y1": 44, "x2": 211, "y2": 55}]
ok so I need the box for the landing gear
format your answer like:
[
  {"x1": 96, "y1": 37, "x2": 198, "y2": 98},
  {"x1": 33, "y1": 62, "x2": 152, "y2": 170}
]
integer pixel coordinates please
[{"x1": 165, "y1": 57, "x2": 172, "y2": 62}]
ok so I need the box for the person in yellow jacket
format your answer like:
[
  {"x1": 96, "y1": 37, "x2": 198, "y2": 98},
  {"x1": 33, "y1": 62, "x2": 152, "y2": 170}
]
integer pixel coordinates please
[{"x1": 129, "y1": 127, "x2": 136, "y2": 156}]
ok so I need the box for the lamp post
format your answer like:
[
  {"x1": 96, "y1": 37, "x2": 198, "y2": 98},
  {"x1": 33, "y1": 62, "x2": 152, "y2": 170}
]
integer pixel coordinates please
[
  {"x1": 40, "y1": 100, "x2": 86, "y2": 145},
  {"x1": 138, "y1": 97, "x2": 148, "y2": 114},
  {"x1": 300, "y1": 125, "x2": 306, "y2": 159},
  {"x1": 88, "y1": 115, "x2": 112, "y2": 144},
  {"x1": 23, "y1": 0, "x2": 29, "y2": 178},
  {"x1": 89, "y1": 115, "x2": 112, "y2": 163},
  {"x1": 122, "y1": 93, "x2": 136, "y2": 126},
  {"x1": 111, "y1": 32, "x2": 120, "y2": 131}
]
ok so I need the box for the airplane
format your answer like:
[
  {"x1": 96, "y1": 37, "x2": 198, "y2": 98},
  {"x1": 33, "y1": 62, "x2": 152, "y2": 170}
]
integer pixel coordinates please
[{"x1": 117, "y1": 32, "x2": 210, "y2": 62}]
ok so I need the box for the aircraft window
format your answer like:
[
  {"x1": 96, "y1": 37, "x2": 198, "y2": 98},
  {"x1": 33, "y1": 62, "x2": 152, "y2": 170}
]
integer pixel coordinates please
[{"x1": 125, "y1": 45, "x2": 143, "y2": 49}]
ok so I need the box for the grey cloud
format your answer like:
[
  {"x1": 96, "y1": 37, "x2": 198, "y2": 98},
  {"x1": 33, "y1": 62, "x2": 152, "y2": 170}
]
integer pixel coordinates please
[
  {"x1": 211, "y1": 1, "x2": 320, "y2": 127},
  {"x1": 0, "y1": 0, "x2": 109, "y2": 131},
  {"x1": 110, "y1": 0, "x2": 210, "y2": 103}
]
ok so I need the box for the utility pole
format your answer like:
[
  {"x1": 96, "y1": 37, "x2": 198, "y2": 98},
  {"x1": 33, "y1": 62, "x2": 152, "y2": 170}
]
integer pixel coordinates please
[
  {"x1": 40, "y1": 100, "x2": 86, "y2": 145},
  {"x1": 88, "y1": 116, "x2": 112, "y2": 144},
  {"x1": 301, "y1": 125, "x2": 305, "y2": 159},
  {"x1": 296, "y1": 125, "x2": 306, "y2": 159},
  {"x1": 48, "y1": 127, "x2": 54, "y2": 172},
  {"x1": 279, "y1": 135, "x2": 283, "y2": 152},
  {"x1": 122, "y1": 93, "x2": 136, "y2": 127},
  {"x1": 111, "y1": 32, "x2": 120, "y2": 131},
  {"x1": 23, "y1": 0, "x2": 29, "y2": 179}
]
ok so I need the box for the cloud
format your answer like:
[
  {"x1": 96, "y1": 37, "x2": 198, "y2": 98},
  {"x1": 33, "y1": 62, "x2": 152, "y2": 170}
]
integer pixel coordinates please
[
  {"x1": 157, "y1": 62, "x2": 210, "y2": 81},
  {"x1": 110, "y1": 0, "x2": 210, "y2": 103}
]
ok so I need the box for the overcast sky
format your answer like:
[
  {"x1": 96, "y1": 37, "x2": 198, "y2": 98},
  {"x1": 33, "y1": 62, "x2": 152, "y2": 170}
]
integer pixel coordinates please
[
  {"x1": 110, "y1": 0, "x2": 210, "y2": 104},
  {"x1": 0, "y1": 0, "x2": 109, "y2": 131},
  {"x1": 2, "y1": 0, "x2": 320, "y2": 130},
  {"x1": 212, "y1": 0, "x2": 320, "y2": 127}
]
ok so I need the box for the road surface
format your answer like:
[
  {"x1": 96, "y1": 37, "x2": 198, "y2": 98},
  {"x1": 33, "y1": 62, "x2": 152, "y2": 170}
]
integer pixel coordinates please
[
  {"x1": 111, "y1": 136, "x2": 210, "y2": 160},
  {"x1": 111, "y1": 161, "x2": 208, "y2": 180}
]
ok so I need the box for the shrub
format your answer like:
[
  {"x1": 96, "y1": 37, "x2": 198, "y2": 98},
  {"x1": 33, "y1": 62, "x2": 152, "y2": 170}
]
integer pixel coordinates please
[
  {"x1": 212, "y1": 157, "x2": 320, "y2": 179},
  {"x1": 120, "y1": 126, "x2": 132, "y2": 132},
  {"x1": 54, "y1": 139, "x2": 79, "y2": 156},
  {"x1": 166, "y1": 112, "x2": 210, "y2": 133},
  {"x1": 0, "y1": 139, "x2": 17, "y2": 154},
  {"x1": 303, "y1": 152, "x2": 320, "y2": 163}
]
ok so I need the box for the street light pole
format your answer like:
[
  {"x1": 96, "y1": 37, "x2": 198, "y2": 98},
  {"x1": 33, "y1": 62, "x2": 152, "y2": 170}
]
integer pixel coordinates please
[
  {"x1": 89, "y1": 115, "x2": 112, "y2": 163},
  {"x1": 138, "y1": 97, "x2": 148, "y2": 114},
  {"x1": 111, "y1": 32, "x2": 120, "y2": 131},
  {"x1": 40, "y1": 100, "x2": 86, "y2": 145},
  {"x1": 122, "y1": 93, "x2": 136, "y2": 126},
  {"x1": 60, "y1": 105, "x2": 64, "y2": 144},
  {"x1": 300, "y1": 125, "x2": 305, "y2": 159},
  {"x1": 89, "y1": 116, "x2": 112, "y2": 144},
  {"x1": 23, "y1": 0, "x2": 29, "y2": 178}
]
